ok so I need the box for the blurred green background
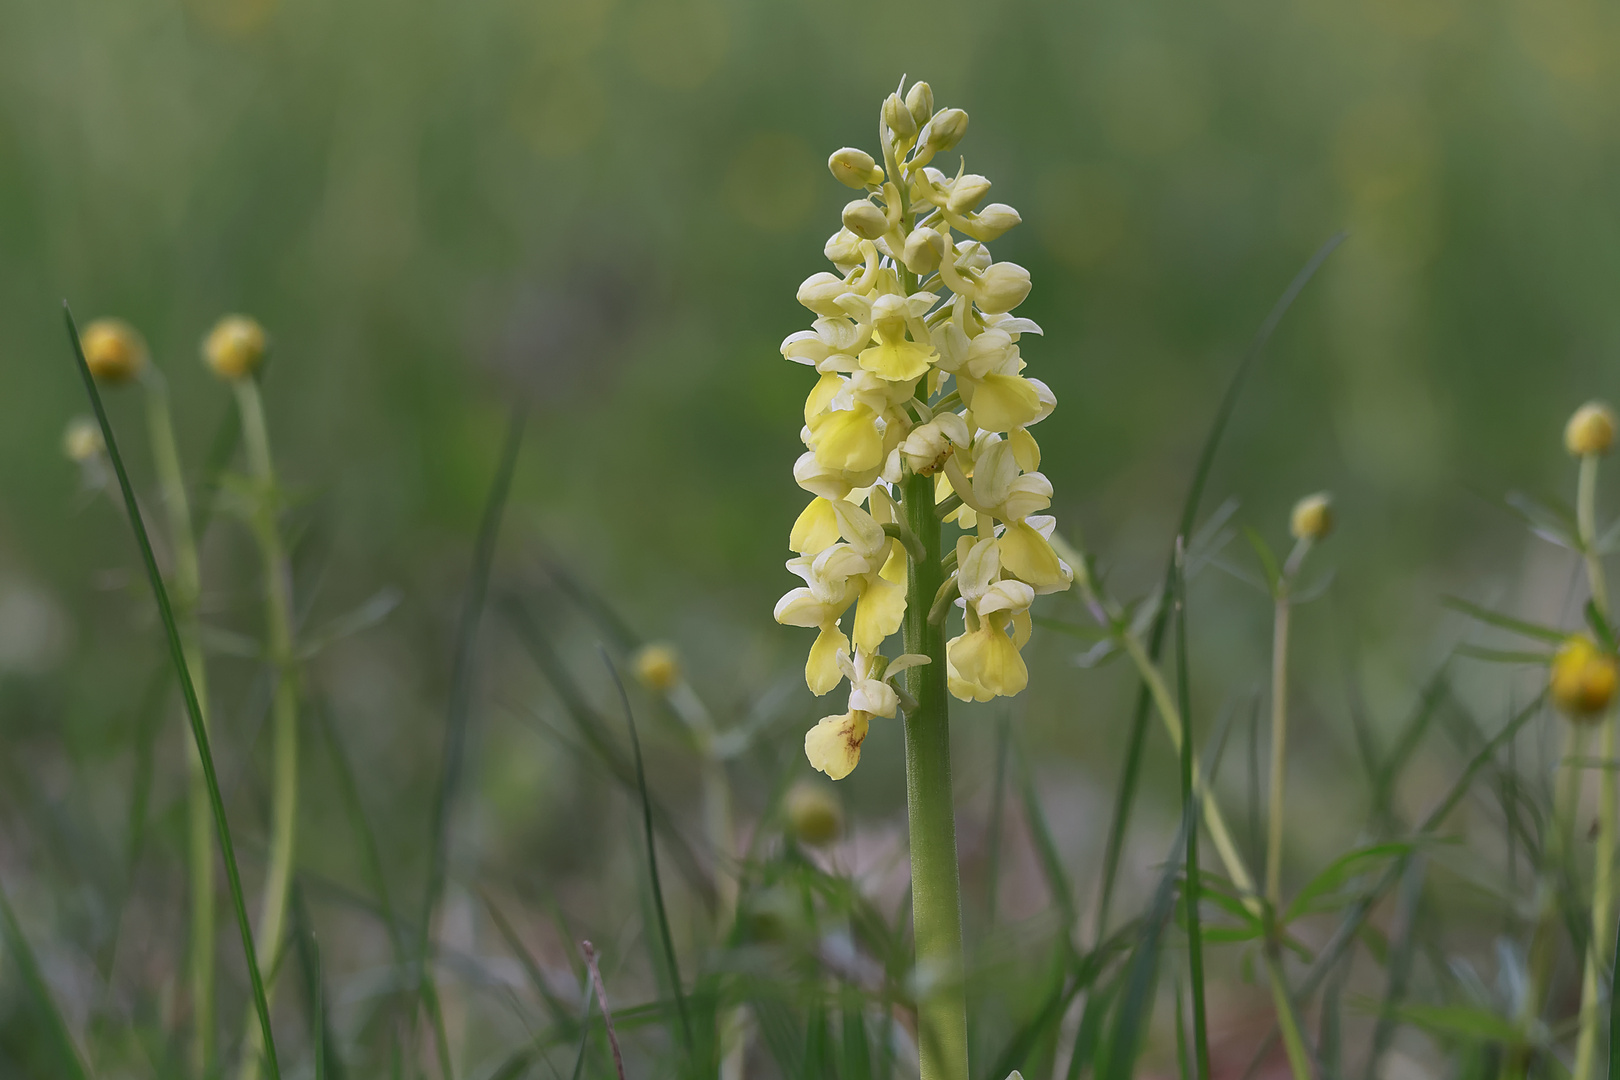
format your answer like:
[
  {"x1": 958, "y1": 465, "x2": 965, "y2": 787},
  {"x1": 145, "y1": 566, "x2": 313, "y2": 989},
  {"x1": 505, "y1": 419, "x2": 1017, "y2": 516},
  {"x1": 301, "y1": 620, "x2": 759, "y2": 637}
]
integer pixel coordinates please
[{"x1": 2, "y1": 0, "x2": 1619, "y2": 1072}]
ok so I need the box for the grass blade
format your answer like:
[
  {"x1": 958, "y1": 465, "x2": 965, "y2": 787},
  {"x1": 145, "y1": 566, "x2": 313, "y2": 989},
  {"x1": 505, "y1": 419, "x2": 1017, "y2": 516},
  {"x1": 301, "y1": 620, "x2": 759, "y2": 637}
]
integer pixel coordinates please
[
  {"x1": 1016, "y1": 741, "x2": 1076, "y2": 937},
  {"x1": 1174, "y1": 542, "x2": 1211, "y2": 1080},
  {"x1": 0, "y1": 880, "x2": 89, "y2": 1080},
  {"x1": 603, "y1": 648, "x2": 694, "y2": 1054},
  {"x1": 62, "y1": 302, "x2": 283, "y2": 1079},
  {"x1": 416, "y1": 403, "x2": 525, "y2": 1079},
  {"x1": 582, "y1": 941, "x2": 628, "y2": 1080},
  {"x1": 1092, "y1": 231, "x2": 1347, "y2": 936}
]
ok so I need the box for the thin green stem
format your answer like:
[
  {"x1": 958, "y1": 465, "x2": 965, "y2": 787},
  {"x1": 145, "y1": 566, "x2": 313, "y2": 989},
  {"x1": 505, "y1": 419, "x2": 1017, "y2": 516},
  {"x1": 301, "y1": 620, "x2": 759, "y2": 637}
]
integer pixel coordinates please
[
  {"x1": 144, "y1": 379, "x2": 217, "y2": 1076},
  {"x1": 233, "y1": 378, "x2": 300, "y2": 1080},
  {"x1": 1264, "y1": 948, "x2": 1315, "y2": 1080},
  {"x1": 1266, "y1": 594, "x2": 1291, "y2": 908},
  {"x1": 1118, "y1": 634, "x2": 1259, "y2": 905},
  {"x1": 901, "y1": 468, "x2": 968, "y2": 1080},
  {"x1": 62, "y1": 307, "x2": 281, "y2": 1078},
  {"x1": 1574, "y1": 451, "x2": 1613, "y2": 1080}
]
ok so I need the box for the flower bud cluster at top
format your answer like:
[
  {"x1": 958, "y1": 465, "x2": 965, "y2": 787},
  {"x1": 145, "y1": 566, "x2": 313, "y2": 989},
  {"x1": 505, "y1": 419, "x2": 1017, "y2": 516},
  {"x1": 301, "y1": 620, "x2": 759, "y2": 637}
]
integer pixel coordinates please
[{"x1": 773, "y1": 79, "x2": 1072, "y2": 779}]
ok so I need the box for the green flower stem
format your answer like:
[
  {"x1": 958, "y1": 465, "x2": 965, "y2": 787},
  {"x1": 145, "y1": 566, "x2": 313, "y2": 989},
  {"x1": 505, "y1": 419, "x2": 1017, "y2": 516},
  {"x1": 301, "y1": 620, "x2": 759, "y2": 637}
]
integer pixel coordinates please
[
  {"x1": 143, "y1": 379, "x2": 217, "y2": 1076},
  {"x1": 1573, "y1": 451, "x2": 1613, "y2": 1080},
  {"x1": 1117, "y1": 633, "x2": 1259, "y2": 905},
  {"x1": 901, "y1": 467, "x2": 969, "y2": 1080},
  {"x1": 233, "y1": 378, "x2": 299, "y2": 1080},
  {"x1": 1264, "y1": 948, "x2": 1314, "y2": 1080},
  {"x1": 1266, "y1": 593, "x2": 1291, "y2": 908}
]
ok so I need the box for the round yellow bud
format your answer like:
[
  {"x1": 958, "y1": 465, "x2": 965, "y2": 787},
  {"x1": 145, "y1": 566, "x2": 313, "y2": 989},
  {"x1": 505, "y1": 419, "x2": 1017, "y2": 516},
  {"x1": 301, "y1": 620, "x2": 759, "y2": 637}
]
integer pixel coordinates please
[
  {"x1": 1289, "y1": 492, "x2": 1334, "y2": 542},
  {"x1": 828, "y1": 148, "x2": 882, "y2": 190},
  {"x1": 921, "y1": 108, "x2": 969, "y2": 157},
  {"x1": 905, "y1": 81, "x2": 934, "y2": 128},
  {"x1": 947, "y1": 174, "x2": 991, "y2": 214},
  {"x1": 1565, "y1": 401, "x2": 1616, "y2": 457},
  {"x1": 202, "y1": 315, "x2": 268, "y2": 381},
  {"x1": 632, "y1": 643, "x2": 681, "y2": 692},
  {"x1": 842, "y1": 199, "x2": 890, "y2": 241},
  {"x1": 902, "y1": 226, "x2": 945, "y2": 275},
  {"x1": 883, "y1": 93, "x2": 918, "y2": 141},
  {"x1": 80, "y1": 318, "x2": 148, "y2": 384},
  {"x1": 785, "y1": 779, "x2": 843, "y2": 846},
  {"x1": 973, "y1": 261, "x2": 1031, "y2": 314},
  {"x1": 62, "y1": 417, "x2": 104, "y2": 463},
  {"x1": 901, "y1": 422, "x2": 953, "y2": 476},
  {"x1": 1551, "y1": 635, "x2": 1618, "y2": 720}
]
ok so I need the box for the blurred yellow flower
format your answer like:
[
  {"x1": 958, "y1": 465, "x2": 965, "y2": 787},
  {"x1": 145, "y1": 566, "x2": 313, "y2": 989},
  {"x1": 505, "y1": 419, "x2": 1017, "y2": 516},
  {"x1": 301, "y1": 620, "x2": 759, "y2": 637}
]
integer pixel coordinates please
[
  {"x1": 203, "y1": 315, "x2": 268, "y2": 381},
  {"x1": 1552, "y1": 635, "x2": 1618, "y2": 720},
  {"x1": 632, "y1": 643, "x2": 681, "y2": 692},
  {"x1": 81, "y1": 318, "x2": 148, "y2": 385}
]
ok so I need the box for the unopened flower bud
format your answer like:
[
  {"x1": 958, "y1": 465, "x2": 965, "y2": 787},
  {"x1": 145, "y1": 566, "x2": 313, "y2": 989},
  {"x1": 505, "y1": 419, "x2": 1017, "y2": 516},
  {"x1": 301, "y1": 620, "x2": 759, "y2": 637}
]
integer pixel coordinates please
[
  {"x1": 966, "y1": 203, "x2": 1021, "y2": 241},
  {"x1": 947, "y1": 174, "x2": 992, "y2": 214},
  {"x1": 798, "y1": 272, "x2": 849, "y2": 317},
  {"x1": 902, "y1": 422, "x2": 953, "y2": 476},
  {"x1": 1289, "y1": 492, "x2": 1334, "y2": 542},
  {"x1": 974, "y1": 261, "x2": 1031, "y2": 314},
  {"x1": 828, "y1": 147, "x2": 883, "y2": 190},
  {"x1": 903, "y1": 227, "x2": 945, "y2": 275},
  {"x1": 203, "y1": 315, "x2": 268, "y2": 381},
  {"x1": 81, "y1": 318, "x2": 148, "y2": 384},
  {"x1": 842, "y1": 199, "x2": 890, "y2": 241},
  {"x1": 825, "y1": 227, "x2": 863, "y2": 268},
  {"x1": 633, "y1": 643, "x2": 681, "y2": 692},
  {"x1": 1566, "y1": 401, "x2": 1616, "y2": 457},
  {"x1": 1552, "y1": 635, "x2": 1618, "y2": 720},
  {"x1": 785, "y1": 779, "x2": 843, "y2": 845},
  {"x1": 956, "y1": 240, "x2": 992, "y2": 272},
  {"x1": 905, "y1": 81, "x2": 934, "y2": 128},
  {"x1": 921, "y1": 108, "x2": 969, "y2": 157},
  {"x1": 883, "y1": 93, "x2": 917, "y2": 141},
  {"x1": 62, "y1": 417, "x2": 104, "y2": 463}
]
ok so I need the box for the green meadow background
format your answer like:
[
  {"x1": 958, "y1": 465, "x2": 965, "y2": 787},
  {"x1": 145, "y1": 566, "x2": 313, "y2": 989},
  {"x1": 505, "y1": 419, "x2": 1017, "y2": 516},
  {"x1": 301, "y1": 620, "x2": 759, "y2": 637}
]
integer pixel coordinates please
[{"x1": 1, "y1": 0, "x2": 1618, "y2": 1073}]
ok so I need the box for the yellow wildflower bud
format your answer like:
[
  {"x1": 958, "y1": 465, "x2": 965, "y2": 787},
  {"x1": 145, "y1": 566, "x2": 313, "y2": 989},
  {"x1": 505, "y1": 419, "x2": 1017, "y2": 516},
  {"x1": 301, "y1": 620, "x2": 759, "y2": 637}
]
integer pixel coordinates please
[
  {"x1": 906, "y1": 83, "x2": 934, "y2": 126},
  {"x1": 947, "y1": 174, "x2": 991, "y2": 214},
  {"x1": 1551, "y1": 635, "x2": 1618, "y2": 720},
  {"x1": 829, "y1": 147, "x2": 883, "y2": 189},
  {"x1": 203, "y1": 315, "x2": 268, "y2": 381},
  {"x1": 1566, "y1": 401, "x2": 1616, "y2": 457},
  {"x1": 632, "y1": 643, "x2": 681, "y2": 692},
  {"x1": 785, "y1": 780, "x2": 843, "y2": 845},
  {"x1": 902, "y1": 226, "x2": 946, "y2": 275},
  {"x1": 842, "y1": 199, "x2": 890, "y2": 241},
  {"x1": 883, "y1": 93, "x2": 918, "y2": 141},
  {"x1": 825, "y1": 227, "x2": 863, "y2": 268},
  {"x1": 920, "y1": 108, "x2": 969, "y2": 158},
  {"x1": 805, "y1": 711, "x2": 868, "y2": 780},
  {"x1": 798, "y1": 272, "x2": 850, "y2": 317},
  {"x1": 62, "y1": 417, "x2": 104, "y2": 463},
  {"x1": 963, "y1": 203, "x2": 1021, "y2": 242},
  {"x1": 902, "y1": 423, "x2": 954, "y2": 476},
  {"x1": 1289, "y1": 492, "x2": 1334, "y2": 542},
  {"x1": 974, "y1": 262, "x2": 1032, "y2": 314},
  {"x1": 80, "y1": 318, "x2": 148, "y2": 384}
]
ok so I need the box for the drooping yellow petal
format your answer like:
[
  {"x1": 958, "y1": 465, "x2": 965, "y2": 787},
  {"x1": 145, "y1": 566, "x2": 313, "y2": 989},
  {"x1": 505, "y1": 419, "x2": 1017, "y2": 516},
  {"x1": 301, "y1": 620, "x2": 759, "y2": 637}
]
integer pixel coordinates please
[
  {"x1": 858, "y1": 338, "x2": 936, "y2": 382},
  {"x1": 806, "y1": 622, "x2": 851, "y2": 695},
  {"x1": 805, "y1": 711, "x2": 870, "y2": 780},
  {"x1": 852, "y1": 544, "x2": 909, "y2": 651},
  {"x1": 947, "y1": 621, "x2": 1029, "y2": 699},
  {"x1": 1009, "y1": 427, "x2": 1041, "y2": 472},
  {"x1": 790, "y1": 497, "x2": 841, "y2": 555},
  {"x1": 804, "y1": 372, "x2": 845, "y2": 427},
  {"x1": 971, "y1": 373, "x2": 1041, "y2": 432},
  {"x1": 998, "y1": 521, "x2": 1071, "y2": 592},
  {"x1": 813, "y1": 404, "x2": 884, "y2": 472}
]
